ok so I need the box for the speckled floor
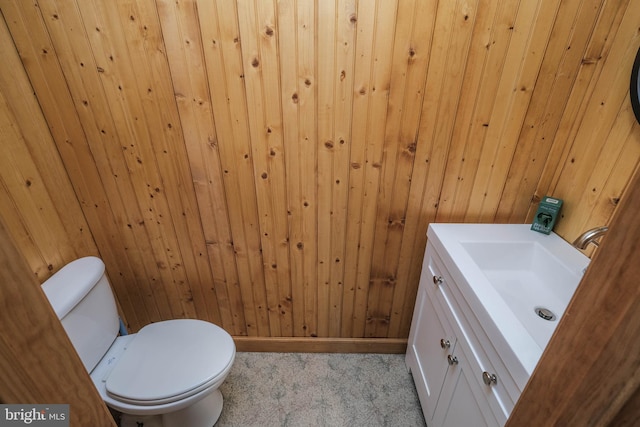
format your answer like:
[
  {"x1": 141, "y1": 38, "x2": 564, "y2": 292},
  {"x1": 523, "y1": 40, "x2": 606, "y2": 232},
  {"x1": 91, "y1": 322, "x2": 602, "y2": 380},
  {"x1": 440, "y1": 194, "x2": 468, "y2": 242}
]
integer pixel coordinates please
[{"x1": 216, "y1": 352, "x2": 426, "y2": 427}]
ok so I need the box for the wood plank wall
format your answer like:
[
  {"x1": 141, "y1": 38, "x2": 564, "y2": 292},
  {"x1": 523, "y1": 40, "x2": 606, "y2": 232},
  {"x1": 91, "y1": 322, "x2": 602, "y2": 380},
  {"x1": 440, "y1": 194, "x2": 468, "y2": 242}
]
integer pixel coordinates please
[{"x1": 1, "y1": 0, "x2": 639, "y2": 342}]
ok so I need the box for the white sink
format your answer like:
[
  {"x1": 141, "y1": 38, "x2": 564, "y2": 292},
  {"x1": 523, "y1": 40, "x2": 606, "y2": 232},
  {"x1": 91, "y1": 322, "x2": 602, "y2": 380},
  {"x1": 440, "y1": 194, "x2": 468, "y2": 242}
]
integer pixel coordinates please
[
  {"x1": 427, "y1": 224, "x2": 590, "y2": 378},
  {"x1": 460, "y1": 240, "x2": 581, "y2": 349}
]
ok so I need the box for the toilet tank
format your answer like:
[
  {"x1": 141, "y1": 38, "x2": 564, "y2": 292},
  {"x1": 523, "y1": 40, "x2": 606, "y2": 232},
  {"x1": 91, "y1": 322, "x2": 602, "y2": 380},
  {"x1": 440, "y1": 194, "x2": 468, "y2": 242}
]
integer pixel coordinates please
[{"x1": 41, "y1": 256, "x2": 120, "y2": 373}]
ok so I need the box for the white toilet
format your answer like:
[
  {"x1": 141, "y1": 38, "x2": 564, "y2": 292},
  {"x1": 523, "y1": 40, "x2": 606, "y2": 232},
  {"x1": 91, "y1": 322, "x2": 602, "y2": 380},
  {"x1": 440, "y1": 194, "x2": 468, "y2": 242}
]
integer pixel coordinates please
[{"x1": 41, "y1": 256, "x2": 235, "y2": 427}]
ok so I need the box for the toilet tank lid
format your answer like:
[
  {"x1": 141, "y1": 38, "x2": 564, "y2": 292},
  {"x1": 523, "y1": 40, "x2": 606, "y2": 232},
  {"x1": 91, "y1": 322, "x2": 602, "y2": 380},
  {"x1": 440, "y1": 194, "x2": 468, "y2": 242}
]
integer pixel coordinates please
[{"x1": 41, "y1": 257, "x2": 105, "y2": 319}]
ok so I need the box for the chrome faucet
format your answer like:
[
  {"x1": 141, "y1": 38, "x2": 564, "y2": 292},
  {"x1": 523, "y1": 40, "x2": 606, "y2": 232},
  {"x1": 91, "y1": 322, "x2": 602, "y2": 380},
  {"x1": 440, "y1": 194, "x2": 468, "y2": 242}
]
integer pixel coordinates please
[{"x1": 573, "y1": 226, "x2": 609, "y2": 250}]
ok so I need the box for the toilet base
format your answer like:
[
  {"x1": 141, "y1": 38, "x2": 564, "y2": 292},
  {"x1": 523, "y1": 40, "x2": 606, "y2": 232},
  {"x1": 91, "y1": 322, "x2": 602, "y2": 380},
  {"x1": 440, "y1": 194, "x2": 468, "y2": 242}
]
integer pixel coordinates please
[
  {"x1": 120, "y1": 413, "x2": 162, "y2": 427},
  {"x1": 119, "y1": 389, "x2": 223, "y2": 427}
]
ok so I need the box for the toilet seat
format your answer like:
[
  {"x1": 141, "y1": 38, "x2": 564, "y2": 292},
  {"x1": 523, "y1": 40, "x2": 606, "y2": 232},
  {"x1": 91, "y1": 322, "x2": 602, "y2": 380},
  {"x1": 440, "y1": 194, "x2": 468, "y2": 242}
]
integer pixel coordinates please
[{"x1": 105, "y1": 319, "x2": 235, "y2": 406}]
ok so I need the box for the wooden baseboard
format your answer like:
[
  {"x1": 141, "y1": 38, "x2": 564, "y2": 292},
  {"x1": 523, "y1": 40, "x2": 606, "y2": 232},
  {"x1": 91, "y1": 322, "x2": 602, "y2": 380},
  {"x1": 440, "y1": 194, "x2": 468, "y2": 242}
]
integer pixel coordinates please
[{"x1": 232, "y1": 337, "x2": 408, "y2": 354}]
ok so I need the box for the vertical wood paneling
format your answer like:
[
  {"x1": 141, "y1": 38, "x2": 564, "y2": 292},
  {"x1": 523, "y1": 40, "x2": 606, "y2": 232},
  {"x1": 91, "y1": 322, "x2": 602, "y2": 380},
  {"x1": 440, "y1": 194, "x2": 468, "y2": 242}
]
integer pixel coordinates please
[
  {"x1": 348, "y1": 0, "x2": 398, "y2": 338},
  {"x1": 276, "y1": 0, "x2": 304, "y2": 336},
  {"x1": 340, "y1": 0, "x2": 378, "y2": 337},
  {"x1": 189, "y1": 0, "x2": 247, "y2": 335},
  {"x1": 197, "y1": 0, "x2": 268, "y2": 336},
  {"x1": 0, "y1": 33, "x2": 96, "y2": 276},
  {"x1": 1, "y1": 0, "x2": 638, "y2": 342},
  {"x1": 435, "y1": 0, "x2": 521, "y2": 223},
  {"x1": 366, "y1": 0, "x2": 434, "y2": 338},
  {"x1": 82, "y1": 0, "x2": 202, "y2": 322},
  {"x1": 389, "y1": 0, "x2": 440, "y2": 337},
  {"x1": 156, "y1": 0, "x2": 230, "y2": 329},
  {"x1": 298, "y1": 0, "x2": 318, "y2": 333},
  {"x1": 396, "y1": 0, "x2": 488, "y2": 335},
  {"x1": 42, "y1": 0, "x2": 176, "y2": 326},
  {"x1": 1, "y1": 0, "x2": 144, "y2": 330},
  {"x1": 495, "y1": 0, "x2": 605, "y2": 223},
  {"x1": 277, "y1": 0, "x2": 320, "y2": 337},
  {"x1": 465, "y1": 0, "x2": 561, "y2": 221},
  {"x1": 316, "y1": 0, "x2": 336, "y2": 338},
  {"x1": 317, "y1": 0, "x2": 357, "y2": 337},
  {"x1": 534, "y1": 0, "x2": 632, "y2": 213},
  {"x1": 237, "y1": 0, "x2": 291, "y2": 336},
  {"x1": 0, "y1": 7, "x2": 100, "y2": 287},
  {"x1": 548, "y1": 0, "x2": 640, "y2": 242},
  {"x1": 330, "y1": 0, "x2": 357, "y2": 337}
]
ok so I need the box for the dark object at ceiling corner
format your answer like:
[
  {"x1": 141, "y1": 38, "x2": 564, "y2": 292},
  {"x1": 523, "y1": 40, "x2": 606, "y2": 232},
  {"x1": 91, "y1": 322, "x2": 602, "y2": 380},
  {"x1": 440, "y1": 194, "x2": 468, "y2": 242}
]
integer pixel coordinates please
[{"x1": 630, "y1": 45, "x2": 640, "y2": 123}]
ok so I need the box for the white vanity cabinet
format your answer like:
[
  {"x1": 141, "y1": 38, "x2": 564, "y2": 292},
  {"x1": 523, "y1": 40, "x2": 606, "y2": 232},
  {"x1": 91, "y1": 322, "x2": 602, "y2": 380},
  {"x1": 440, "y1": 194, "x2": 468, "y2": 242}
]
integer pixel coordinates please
[
  {"x1": 407, "y1": 223, "x2": 589, "y2": 427},
  {"x1": 406, "y1": 241, "x2": 513, "y2": 427}
]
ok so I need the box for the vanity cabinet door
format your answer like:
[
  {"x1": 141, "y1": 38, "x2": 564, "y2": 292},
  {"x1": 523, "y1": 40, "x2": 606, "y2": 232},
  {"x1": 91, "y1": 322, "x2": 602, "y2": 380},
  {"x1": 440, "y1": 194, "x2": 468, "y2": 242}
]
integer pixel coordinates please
[
  {"x1": 432, "y1": 343, "x2": 499, "y2": 427},
  {"x1": 406, "y1": 247, "x2": 457, "y2": 422},
  {"x1": 407, "y1": 284, "x2": 456, "y2": 422}
]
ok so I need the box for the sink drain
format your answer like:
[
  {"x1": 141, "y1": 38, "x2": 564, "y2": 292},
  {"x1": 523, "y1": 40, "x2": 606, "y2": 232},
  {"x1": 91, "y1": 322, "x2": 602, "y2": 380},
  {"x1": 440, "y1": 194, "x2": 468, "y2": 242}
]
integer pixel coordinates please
[{"x1": 535, "y1": 307, "x2": 556, "y2": 321}]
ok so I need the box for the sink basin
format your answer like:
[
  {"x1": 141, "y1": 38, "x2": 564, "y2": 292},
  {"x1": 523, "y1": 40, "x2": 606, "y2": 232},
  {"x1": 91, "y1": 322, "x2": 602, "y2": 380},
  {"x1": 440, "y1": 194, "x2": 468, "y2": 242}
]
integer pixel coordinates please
[
  {"x1": 427, "y1": 224, "x2": 590, "y2": 377},
  {"x1": 460, "y1": 241, "x2": 579, "y2": 349}
]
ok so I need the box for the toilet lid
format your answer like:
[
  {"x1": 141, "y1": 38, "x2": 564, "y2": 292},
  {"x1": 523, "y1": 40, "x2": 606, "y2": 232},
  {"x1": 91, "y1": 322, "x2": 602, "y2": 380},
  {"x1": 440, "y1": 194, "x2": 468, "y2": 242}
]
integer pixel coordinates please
[{"x1": 106, "y1": 319, "x2": 235, "y2": 405}]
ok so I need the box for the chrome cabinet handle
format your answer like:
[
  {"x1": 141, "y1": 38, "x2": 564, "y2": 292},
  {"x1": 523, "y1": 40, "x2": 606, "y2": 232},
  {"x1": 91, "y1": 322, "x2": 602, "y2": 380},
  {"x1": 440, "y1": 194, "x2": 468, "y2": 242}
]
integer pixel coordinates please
[
  {"x1": 482, "y1": 371, "x2": 497, "y2": 386},
  {"x1": 440, "y1": 339, "x2": 450, "y2": 349},
  {"x1": 433, "y1": 275, "x2": 443, "y2": 285},
  {"x1": 447, "y1": 355, "x2": 458, "y2": 365}
]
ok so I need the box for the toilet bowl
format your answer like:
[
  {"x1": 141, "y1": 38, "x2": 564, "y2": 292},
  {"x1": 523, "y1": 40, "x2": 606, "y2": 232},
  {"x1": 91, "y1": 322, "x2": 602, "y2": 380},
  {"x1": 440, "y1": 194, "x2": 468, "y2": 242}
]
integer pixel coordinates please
[
  {"x1": 41, "y1": 257, "x2": 235, "y2": 427},
  {"x1": 92, "y1": 319, "x2": 235, "y2": 427}
]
